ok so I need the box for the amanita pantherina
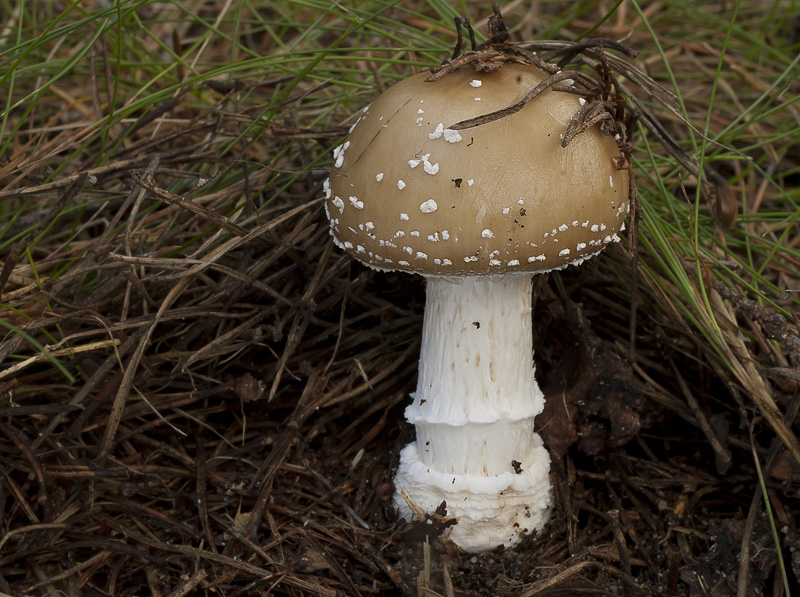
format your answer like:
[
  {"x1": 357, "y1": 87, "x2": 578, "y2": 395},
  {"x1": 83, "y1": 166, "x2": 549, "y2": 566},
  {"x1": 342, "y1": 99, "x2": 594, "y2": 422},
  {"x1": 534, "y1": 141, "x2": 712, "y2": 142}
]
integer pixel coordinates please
[{"x1": 324, "y1": 61, "x2": 629, "y2": 551}]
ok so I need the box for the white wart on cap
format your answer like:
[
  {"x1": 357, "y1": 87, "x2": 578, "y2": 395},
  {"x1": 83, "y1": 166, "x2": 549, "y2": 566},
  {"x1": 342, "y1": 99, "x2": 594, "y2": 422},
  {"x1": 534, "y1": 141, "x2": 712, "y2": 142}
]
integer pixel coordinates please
[{"x1": 326, "y1": 63, "x2": 629, "y2": 275}]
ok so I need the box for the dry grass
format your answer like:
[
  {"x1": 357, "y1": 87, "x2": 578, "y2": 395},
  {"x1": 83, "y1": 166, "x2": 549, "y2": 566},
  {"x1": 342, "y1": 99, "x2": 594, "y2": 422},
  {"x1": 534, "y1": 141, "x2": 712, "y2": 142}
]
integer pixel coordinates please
[{"x1": 0, "y1": 0, "x2": 798, "y2": 595}]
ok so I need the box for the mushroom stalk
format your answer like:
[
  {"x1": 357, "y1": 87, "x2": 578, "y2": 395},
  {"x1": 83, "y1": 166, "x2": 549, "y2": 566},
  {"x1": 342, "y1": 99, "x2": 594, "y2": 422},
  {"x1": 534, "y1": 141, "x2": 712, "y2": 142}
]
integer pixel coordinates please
[{"x1": 394, "y1": 275, "x2": 552, "y2": 552}]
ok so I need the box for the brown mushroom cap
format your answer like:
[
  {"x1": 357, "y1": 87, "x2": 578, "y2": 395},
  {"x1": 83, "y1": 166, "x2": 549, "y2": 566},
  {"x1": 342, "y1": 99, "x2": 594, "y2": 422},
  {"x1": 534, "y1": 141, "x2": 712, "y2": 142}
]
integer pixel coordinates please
[{"x1": 326, "y1": 63, "x2": 629, "y2": 275}]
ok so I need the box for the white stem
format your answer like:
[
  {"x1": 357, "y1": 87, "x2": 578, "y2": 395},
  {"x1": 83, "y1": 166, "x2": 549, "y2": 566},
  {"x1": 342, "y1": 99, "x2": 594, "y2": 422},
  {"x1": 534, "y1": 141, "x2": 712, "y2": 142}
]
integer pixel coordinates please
[
  {"x1": 410, "y1": 275, "x2": 542, "y2": 474},
  {"x1": 394, "y1": 275, "x2": 552, "y2": 552}
]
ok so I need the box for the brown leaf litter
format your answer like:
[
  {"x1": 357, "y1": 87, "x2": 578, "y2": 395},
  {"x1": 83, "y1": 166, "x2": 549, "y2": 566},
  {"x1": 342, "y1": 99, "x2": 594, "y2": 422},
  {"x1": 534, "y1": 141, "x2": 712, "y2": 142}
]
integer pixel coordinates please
[{"x1": 0, "y1": 4, "x2": 799, "y2": 596}]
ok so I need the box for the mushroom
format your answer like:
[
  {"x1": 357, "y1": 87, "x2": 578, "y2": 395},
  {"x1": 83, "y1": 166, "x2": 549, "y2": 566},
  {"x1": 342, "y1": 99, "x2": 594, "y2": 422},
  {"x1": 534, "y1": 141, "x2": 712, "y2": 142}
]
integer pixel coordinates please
[{"x1": 325, "y1": 63, "x2": 629, "y2": 552}]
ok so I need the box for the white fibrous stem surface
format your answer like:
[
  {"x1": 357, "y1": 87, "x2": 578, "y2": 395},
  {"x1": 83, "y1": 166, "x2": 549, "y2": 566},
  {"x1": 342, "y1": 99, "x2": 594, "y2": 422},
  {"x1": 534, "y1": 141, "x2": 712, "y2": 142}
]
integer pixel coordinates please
[{"x1": 393, "y1": 275, "x2": 552, "y2": 552}]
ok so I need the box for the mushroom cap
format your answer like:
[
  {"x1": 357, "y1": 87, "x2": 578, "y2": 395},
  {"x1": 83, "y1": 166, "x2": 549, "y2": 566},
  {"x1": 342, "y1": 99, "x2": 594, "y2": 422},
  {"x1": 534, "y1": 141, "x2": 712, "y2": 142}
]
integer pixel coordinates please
[{"x1": 325, "y1": 63, "x2": 629, "y2": 275}]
